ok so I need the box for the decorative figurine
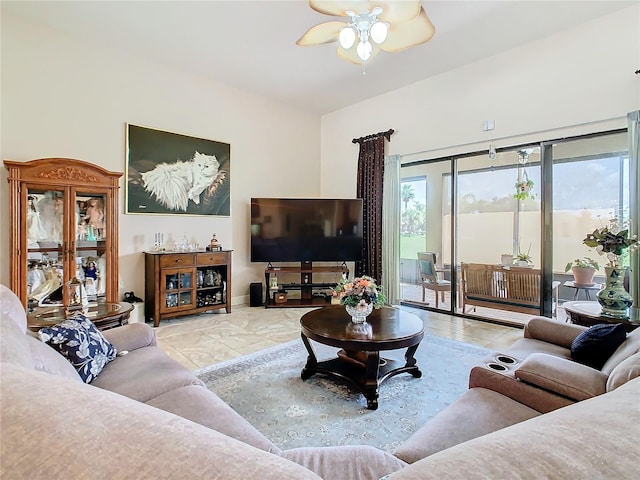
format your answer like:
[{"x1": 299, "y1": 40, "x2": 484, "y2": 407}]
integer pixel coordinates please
[
  {"x1": 84, "y1": 261, "x2": 98, "y2": 280},
  {"x1": 83, "y1": 197, "x2": 105, "y2": 238}
]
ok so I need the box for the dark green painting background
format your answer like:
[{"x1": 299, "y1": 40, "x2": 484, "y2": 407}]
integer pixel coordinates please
[{"x1": 126, "y1": 124, "x2": 230, "y2": 216}]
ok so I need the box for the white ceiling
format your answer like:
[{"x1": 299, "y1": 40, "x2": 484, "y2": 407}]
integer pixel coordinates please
[{"x1": 3, "y1": 1, "x2": 635, "y2": 115}]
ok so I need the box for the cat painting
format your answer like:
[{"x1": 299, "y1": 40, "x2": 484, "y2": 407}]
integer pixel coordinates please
[{"x1": 141, "y1": 152, "x2": 220, "y2": 212}]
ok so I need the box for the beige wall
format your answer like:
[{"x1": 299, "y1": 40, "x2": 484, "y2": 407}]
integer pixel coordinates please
[
  {"x1": 0, "y1": 14, "x2": 321, "y2": 303},
  {"x1": 320, "y1": 5, "x2": 639, "y2": 190},
  {"x1": 3, "y1": 5, "x2": 638, "y2": 305}
]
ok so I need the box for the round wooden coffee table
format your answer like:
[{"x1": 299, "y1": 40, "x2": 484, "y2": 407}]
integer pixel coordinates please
[{"x1": 300, "y1": 305, "x2": 424, "y2": 410}]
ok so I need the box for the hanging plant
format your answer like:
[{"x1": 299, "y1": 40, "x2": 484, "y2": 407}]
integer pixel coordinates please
[{"x1": 513, "y1": 171, "x2": 535, "y2": 201}]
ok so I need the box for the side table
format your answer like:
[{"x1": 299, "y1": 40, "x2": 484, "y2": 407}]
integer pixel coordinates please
[
  {"x1": 563, "y1": 281, "x2": 602, "y2": 301},
  {"x1": 563, "y1": 301, "x2": 639, "y2": 332},
  {"x1": 28, "y1": 302, "x2": 133, "y2": 332}
]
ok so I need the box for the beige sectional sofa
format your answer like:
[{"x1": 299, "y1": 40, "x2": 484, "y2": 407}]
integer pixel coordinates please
[
  {"x1": 2, "y1": 283, "x2": 640, "y2": 479},
  {"x1": 388, "y1": 377, "x2": 639, "y2": 480},
  {"x1": 0, "y1": 284, "x2": 404, "y2": 480},
  {"x1": 469, "y1": 316, "x2": 640, "y2": 412},
  {"x1": 394, "y1": 316, "x2": 640, "y2": 464}
]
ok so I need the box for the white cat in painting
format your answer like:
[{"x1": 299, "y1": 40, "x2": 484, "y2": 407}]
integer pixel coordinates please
[{"x1": 141, "y1": 152, "x2": 220, "y2": 211}]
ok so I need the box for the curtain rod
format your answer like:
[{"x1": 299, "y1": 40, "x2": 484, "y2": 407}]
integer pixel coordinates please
[{"x1": 352, "y1": 129, "x2": 394, "y2": 144}]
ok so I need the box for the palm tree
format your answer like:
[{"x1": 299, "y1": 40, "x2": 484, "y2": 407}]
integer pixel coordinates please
[{"x1": 401, "y1": 184, "x2": 415, "y2": 210}]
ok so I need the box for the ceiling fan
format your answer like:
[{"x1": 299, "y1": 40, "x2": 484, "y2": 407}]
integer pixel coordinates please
[{"x1": 297, "y1": 0, "x2": 435, "y2": 64}]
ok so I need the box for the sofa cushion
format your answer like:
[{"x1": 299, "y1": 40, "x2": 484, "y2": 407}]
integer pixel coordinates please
[
  {"x1": 502, "y1": 337, "x2": 572, "y2": 361},
  {"x1": 393, "y1": 388, "x2": 540, "y2": 463},
  {"x1": 25, "y1": 334, "x2": 81, "y2": 382},
  {"x1": 515, "y1": 353, "x2": 607, "y2": 401},
  {"x1": 282, "y1": 445, "x2": 406, "y2": 480},
  {"x1": 101, "y1": 322, "x2": 157, "y2": 351},
  {"x1": 524, "y1": 316, "x2": 585, "y2": 348},
  {"x1": 601, "y1": 326, "x2": 640, "y2": 376},
  {"x1": 0, "y1": 284, "x2": 27, "y2": 333},
  {"x1": 146, "y1": 385, "x2": 281, "y2": 455},
  {"x1": 468, "y1": 364, "x2": 575, "y2": 413},
  {"x1": 0, "y1": 285, "x2": 34, "y2": 369},
  {"x1": 38, "y1": 315, "x2": 117, "y2": 383},
  {"x1": 1, "y1": 363, "x2": 322, "y2": 480},
  {"x1": 606, "y1": 352, "x2": 640, "y2": 392},
  {"x1": 570, "y1": 323, "x2": 627, "y2": 370},
  {"x1": 91, "y1": 346, "x2": 204, "y2": 402}
]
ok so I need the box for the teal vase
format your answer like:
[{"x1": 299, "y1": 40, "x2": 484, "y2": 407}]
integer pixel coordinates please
[{"x1": 597, "y1": 267, "x2": 633, "y2": 318}]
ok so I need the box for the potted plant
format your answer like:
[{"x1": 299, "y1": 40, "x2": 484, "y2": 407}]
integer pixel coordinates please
[
  {"x1": 515, "y1": 252, "x2": 533, "y2": 267},
  {"x1": 582, "y1": 219, "x2": 638, "y2": 317},
  {"x1": 564, "y1": 257, "x2": 599, "y2": 286}
]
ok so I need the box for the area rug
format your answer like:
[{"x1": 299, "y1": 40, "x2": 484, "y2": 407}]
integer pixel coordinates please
[{"x1": 196, "y1": 335, "x2": 492, "y2": 453}]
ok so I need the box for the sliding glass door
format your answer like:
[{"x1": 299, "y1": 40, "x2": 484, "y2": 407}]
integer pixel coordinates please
[
  {"x1": 551, "y1": 133, "x2": 630, "y2": 308},
  {"x1": 454, "y1": 148, "x2": 541, "y2": 323},
  {"x1": 400, "y1": 162, "x2": 452, "y2": 312},
  {"x1": 398, "y1": 128, "x2": 631, "y2": 327}
]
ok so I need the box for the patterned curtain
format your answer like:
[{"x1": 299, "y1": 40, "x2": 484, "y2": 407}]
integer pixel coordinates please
[{"x1": 353, "y1": 129, "x2": 394, "y2": 283}]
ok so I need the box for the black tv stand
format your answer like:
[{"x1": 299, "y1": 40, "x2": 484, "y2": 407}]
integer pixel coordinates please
[{"x1": 264, "y1": 262, "x2": 349, "y2": 308}]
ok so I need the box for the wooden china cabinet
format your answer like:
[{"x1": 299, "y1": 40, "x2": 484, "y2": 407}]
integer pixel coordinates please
[{"x1": 4, "y1": 158, "x2": 122, "y2": 309}]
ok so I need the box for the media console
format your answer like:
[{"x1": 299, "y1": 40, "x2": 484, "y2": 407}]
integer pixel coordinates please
[{"x1": 264, "y1": 261, "x2": 349, "y2": 308}]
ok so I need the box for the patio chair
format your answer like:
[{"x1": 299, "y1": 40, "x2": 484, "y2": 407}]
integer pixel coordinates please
[{"x1": 417, "y1": 252, "x2": 451, "y2": 308}]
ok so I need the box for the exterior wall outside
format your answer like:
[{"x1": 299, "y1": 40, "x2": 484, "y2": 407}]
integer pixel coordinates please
[{"x1": 0, "y1": 14, "x2": 321, "y2": 303}]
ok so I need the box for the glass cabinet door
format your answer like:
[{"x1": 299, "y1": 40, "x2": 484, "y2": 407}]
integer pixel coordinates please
[
  {"x1": 74, "y1": 192, "x2": 109, "y2": 301},
  {"x1": 5, "y1": 158, "x2": 122, "y2": 309},
  {"x1": 26, "y1": 188, "x2": 65, "y2": 309},
  {"x1": 161, "y1": 268, "x2": 194, "y2": 311}
]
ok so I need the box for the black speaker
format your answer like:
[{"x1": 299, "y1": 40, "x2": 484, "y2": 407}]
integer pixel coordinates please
[{"x1": 249, "y1": 282, "x2": 263, "y2": 307}]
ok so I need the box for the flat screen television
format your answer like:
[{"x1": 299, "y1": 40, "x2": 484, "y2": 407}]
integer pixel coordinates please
[{"x1": 250, "y1": 198, "x2": 363, "y2": 263}]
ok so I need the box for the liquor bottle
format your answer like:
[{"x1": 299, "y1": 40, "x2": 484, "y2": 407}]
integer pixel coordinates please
[{"x1": 210, "y1": 233, "x2": 219, "y2": 251}]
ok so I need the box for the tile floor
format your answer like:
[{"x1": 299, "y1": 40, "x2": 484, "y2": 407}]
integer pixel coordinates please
[{"x1": 150, "y1": 304, "x2": 524, "y2": 371}]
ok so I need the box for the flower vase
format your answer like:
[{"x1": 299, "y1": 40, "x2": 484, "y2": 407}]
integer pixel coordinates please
[
  {"x1": 597, "y1": 267, "x2": 633, "y2": 318},
  {"x1": 345, "y1": 303, "x2": 374, "y2": 324}
]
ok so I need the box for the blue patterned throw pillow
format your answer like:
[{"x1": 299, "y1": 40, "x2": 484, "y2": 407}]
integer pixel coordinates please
[{"x1": 39, "y1": 314, "x2": 117, "y2": 383}]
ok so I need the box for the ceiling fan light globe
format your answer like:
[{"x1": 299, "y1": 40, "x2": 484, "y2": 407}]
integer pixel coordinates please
[
  {"x1": 370, "y1": 21, "x2": 388, "y2": 44},
  {"x1": 356, "y1": 40, "x2": 372, "y2": 61},
  {"x1": 339, "y1": 27, "x2": 356, "y2": 49}
]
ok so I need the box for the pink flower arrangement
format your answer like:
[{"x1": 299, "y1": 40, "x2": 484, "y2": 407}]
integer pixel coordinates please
[{"x1": 332, "y1": 275, "x2": 386, "y2": 309}]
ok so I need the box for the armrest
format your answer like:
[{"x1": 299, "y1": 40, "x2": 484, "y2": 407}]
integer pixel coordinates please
[
  {"x1": 102, "y1": 323, "x2": 157, "y2": 352},
  {"x1": 524, "y1": 316, "x2": 587, "y2": 348},
  {"x1": 515, "y1": 353, "x2": 607, "y2": 401}
]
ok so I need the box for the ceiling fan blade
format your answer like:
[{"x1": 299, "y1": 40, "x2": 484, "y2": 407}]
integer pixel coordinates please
[
  {"x1": 337, "y1": 43, "x2": 381, "y2": 65},
  {"x1": 379, "y1": 7, "x2": 435, "y2": 52},
  {"x1": 297, "y1": 20, "x2": 346, "y2": 46},
  {"x1": 374, "y1": 0, "x2": 421, "y2": 23},
  {"x1": 309, "y1": 0, "x2": 370, "y2": 17}
]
